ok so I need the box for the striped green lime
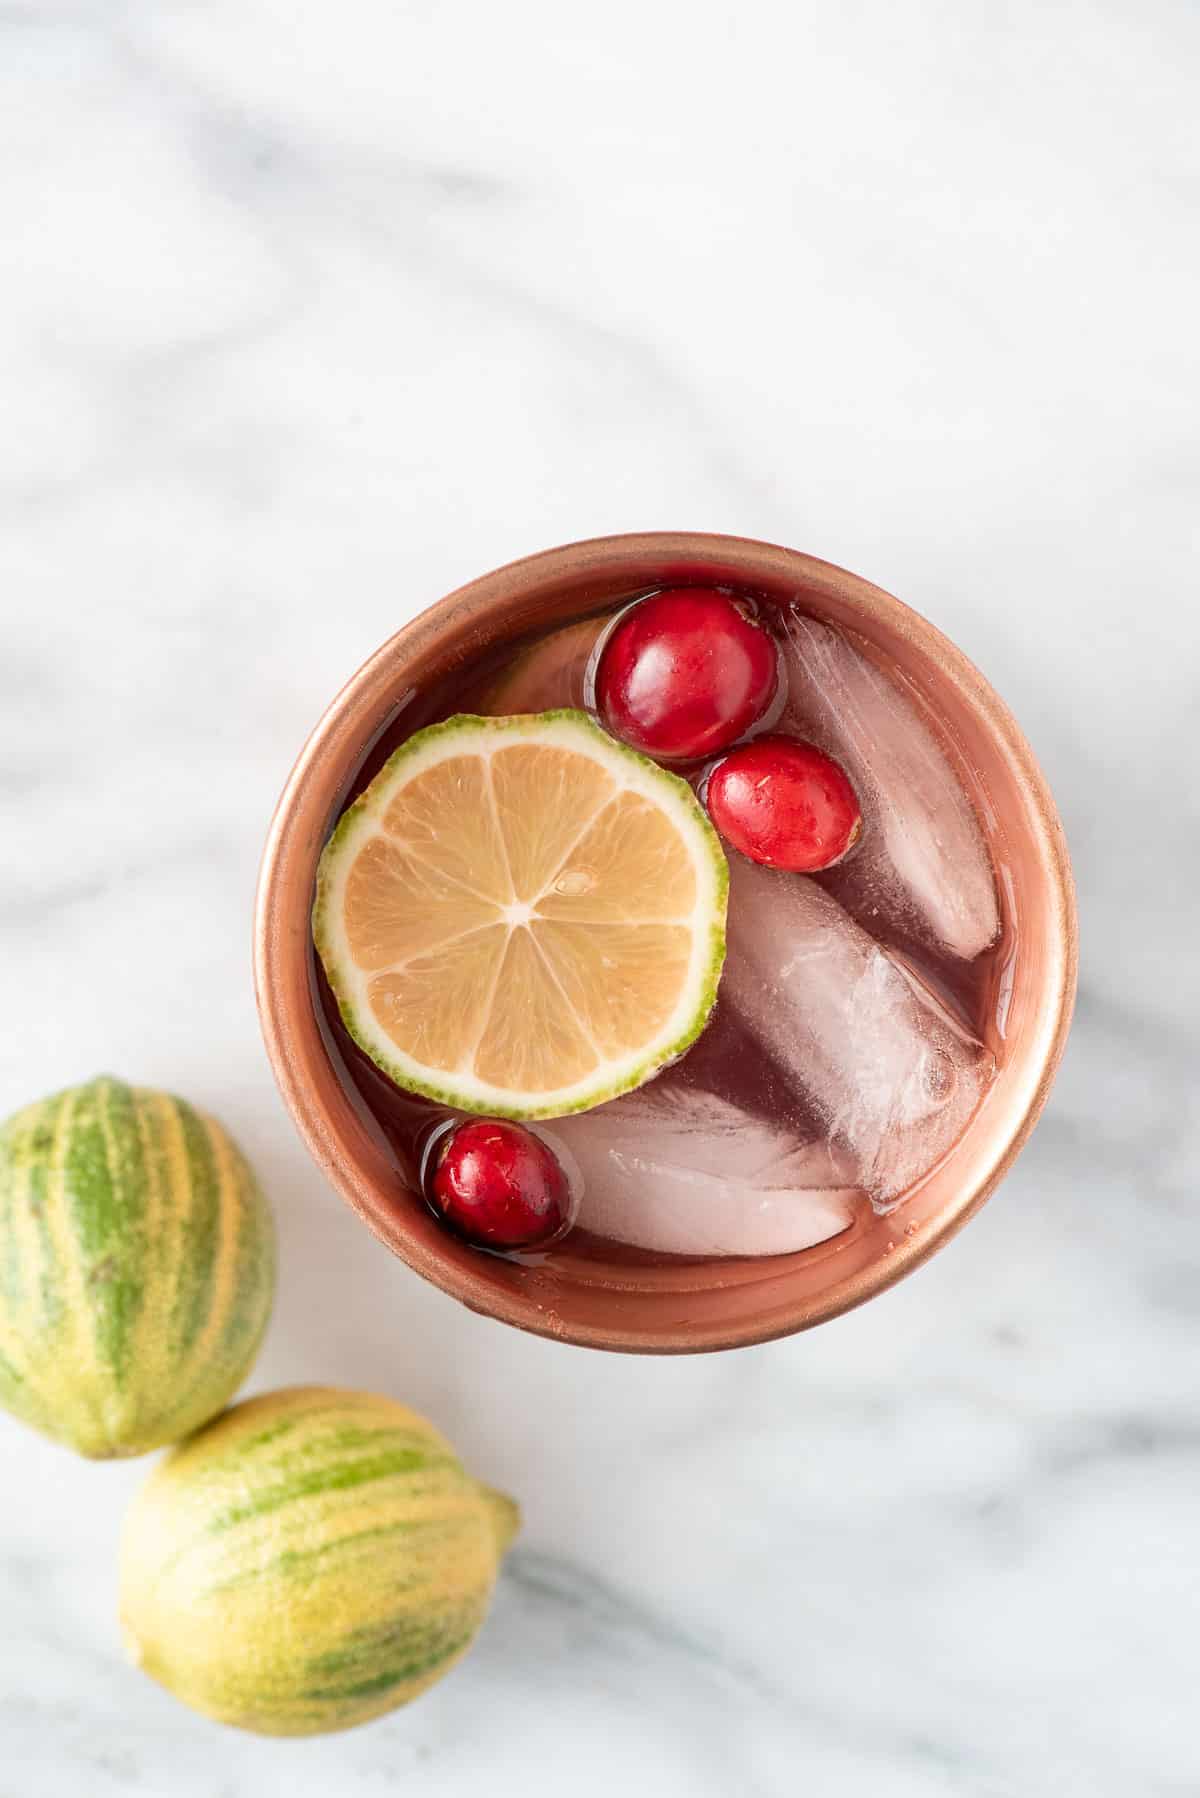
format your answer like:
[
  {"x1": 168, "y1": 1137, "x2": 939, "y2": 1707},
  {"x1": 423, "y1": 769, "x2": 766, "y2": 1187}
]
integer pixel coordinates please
[
  {"x1": 313, "y1": 710, "x2": 728, "y2": 1120},
  {"x1": 0, "y1": 1076, "x2": 275, "y2": 1459},
  {"x1": 118, "y1": 1385, "x2": 520, "y2": 1736}
]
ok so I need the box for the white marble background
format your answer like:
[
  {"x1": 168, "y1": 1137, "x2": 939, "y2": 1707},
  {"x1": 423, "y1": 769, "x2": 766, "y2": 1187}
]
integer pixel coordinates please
[{"x1": 2, "y1": 2, "x2": 1197, "y2": 1792}]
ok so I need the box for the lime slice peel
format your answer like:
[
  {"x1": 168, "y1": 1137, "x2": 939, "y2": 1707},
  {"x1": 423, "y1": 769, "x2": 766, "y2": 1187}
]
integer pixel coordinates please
[{"x1": 314, "y1": 710, "x2": 728, "y2": 1120}]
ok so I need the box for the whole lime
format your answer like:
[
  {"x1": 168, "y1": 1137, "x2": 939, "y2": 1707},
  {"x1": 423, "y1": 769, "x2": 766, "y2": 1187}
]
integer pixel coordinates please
[
  {"x1": 118, "y1": 1385, "x2": 519, "y2": 1735},
  {"x1": 0, "y1": 1076, "x2": 275, "y2": 1457}
]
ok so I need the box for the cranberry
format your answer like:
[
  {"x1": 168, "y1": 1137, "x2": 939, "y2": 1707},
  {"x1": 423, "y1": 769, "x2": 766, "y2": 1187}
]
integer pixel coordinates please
[
  {"x1": 428, "y1": 1120, "x2": 572, "y2": 1250},
  {"x1": 595, "y1": 588, "x2": 779, "y2": 762},
  {"x1": 706, "y1": 735, "x2": 862, "y2": 872}
]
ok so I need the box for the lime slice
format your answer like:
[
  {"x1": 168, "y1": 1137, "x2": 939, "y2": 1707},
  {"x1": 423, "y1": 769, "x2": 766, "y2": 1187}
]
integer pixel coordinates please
[{"x1": 314, "y1": 711, "x2": 728, "y2": 1118}]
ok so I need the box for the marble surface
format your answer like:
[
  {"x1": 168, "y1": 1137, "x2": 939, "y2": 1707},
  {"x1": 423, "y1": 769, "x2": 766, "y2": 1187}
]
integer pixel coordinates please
[{"x1": 2, "y1": 2, "x2": 1197, "y2": 1792}]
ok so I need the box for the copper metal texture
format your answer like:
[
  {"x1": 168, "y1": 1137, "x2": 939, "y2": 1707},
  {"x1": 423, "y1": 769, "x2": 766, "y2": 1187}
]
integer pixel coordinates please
[{"x1": 254, "y1": 534, "x2": 1077, "y2": 1353}]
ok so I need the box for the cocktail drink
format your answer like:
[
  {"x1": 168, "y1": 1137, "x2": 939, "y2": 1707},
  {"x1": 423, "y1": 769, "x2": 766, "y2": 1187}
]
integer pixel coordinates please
[
  {"x1": 257, "y1": 535, "x2": 1074, "y2": 1350},
  {"x1": 313, "y1": 586, "x2": 1011, "y2": 1264}
]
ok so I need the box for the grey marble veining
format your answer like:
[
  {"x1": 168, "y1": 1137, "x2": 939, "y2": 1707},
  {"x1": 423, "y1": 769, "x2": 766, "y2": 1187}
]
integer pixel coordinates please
[{"x1": 1, "y1": 1, "x2": 1197, "y2": 1792}]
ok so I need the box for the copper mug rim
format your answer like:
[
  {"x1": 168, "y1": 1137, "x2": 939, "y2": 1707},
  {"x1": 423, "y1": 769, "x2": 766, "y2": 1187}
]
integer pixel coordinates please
[{"x1": 254, "y1": 532, "x2": 1077, "y2": 1353}]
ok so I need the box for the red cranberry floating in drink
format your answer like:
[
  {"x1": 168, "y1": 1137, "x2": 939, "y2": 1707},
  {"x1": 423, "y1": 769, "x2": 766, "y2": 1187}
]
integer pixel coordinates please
[
  {"x1": 428, "y1": 1119, "x2": 572, "y2": 1250},
  {"x1": 706, "y1": 735, "x2": 862, "y2": 871},
  {"x1": 595, "y1": 588, "x2": 779, "y2": 761}
]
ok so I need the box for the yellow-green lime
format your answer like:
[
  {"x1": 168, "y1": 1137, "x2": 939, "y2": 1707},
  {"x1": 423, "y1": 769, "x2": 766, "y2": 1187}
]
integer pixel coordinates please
[
  {"x1": 0, "y1": 1076, "x2": 275, "y2": 1458},
  {"x1": 118, "y1": 1385, "x2": 519, "y2": 1736}
]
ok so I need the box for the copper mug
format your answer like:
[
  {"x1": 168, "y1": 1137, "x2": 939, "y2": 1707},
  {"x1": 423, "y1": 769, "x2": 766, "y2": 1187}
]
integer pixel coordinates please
[{"x1": 254, "y1": 533, "x2": 1076, "y2": 1352}]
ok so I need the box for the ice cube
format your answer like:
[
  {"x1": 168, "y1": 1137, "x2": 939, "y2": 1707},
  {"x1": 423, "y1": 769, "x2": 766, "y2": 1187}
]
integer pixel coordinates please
[
  {"x1": 723, "y1": 858, "x2": 995, "y2": 1209},
  {"x1": 780, "y1": 610, "x2": 1000, "y2": 960},
  {"x1": 476, "y1": 617, "x2": 604, "y2": 715},
  {"x1": 548, "y1": 1081, "x2": 860, "y2": 1258}
]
